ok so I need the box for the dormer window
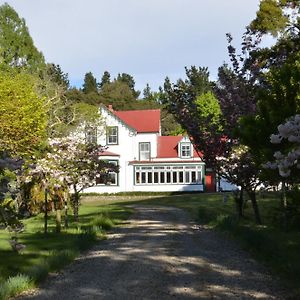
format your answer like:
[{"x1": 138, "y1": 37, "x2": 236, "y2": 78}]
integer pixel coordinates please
[
  {"x1": 107, "y1": 126, "x2": 118, "y2": 145},
  {"x1": 180, "y1": 142, "x2": 192, "y2": 158}
]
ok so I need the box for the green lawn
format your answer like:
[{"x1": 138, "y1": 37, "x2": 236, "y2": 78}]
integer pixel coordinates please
[{"x1": 0, "y1": 202, "x2": 132, "y2": 299}]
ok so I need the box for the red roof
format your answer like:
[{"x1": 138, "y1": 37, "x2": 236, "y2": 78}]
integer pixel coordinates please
[
  {"x1": 113, "y1": 109, "x2": 160, "y2": 133},
  {"x1": 157, "y1": 136, "x2": 182, "y2": 158},
  {"x1": 99, "y1": 150, "x2": 120, "y2": 157},
  {"x1": 157, "y1": 136, "x2": 202, "y2": 158}
]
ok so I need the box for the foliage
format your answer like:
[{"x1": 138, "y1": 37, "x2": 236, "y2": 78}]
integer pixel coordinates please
[
  {"x1": 90, "y1": 213, "x2": 114, "y2": 231},
  {"x1": 98, "y1": 80, "x2": 137, "y2": 109},
  {"x1": 0, "y1": 71, "x2": 47, "y2": 157},
  {"x1": 265, "y1": 114, "x2": 300, "y2": 179},
  {"x1": 250, "y1": 0, "x2": 300, "y2": 36},
  {"x1": 214, "y1": 63, "x2": 257, "y2": 137},
  {"x1": 219, "y1": 146, "x2": 261, "y2": 191},
  {"x1": 116, "y1": 72, "x2": 140, "y2": 98},
  {"x1": 46, "y1": 63, "x2": 69, "y2": 89},
  {"x1": 219, "y1": 146, "x2": 262, "y2": 224},
  {"x1": 99, "y1": 71, "x2": 111, "y2": 89},
  {"x1": 162, "y1": 67, "x2": 226, "y2": 169},
  {"x1": 195, "y1": 91, "x2": 223, "y2": 131},
  {"x1": 24, "y1": 137, "x2": 117, "y2": 222},
  {"x1": 0, "y1": 3, "x2": 45, "y2": 72},
  {"x1": 0, "y1": 274, "x2": 33, "y2": 300},
  {"x1": 82, "y1": 72, "x2": 98, "y2": 95}
]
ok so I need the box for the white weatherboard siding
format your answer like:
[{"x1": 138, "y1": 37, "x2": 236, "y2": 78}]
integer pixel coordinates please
[{"x1": 83, "y1": 105, "x2": 233, "y2": 194}]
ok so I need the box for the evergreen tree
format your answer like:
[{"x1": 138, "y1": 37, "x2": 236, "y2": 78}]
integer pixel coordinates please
[
  {"x1": 46, "y1": 63, "x2": 69, "y2": 89},
  {"x1": 82, "y1": 72, "x2": 98, "y2": 94},
  {"x1": 117, "y1": 73, "x2": 140, "y2": 98},
  {"x1": 98, "y1": 80, "x2": 136, "y2": 109},
  {"x1": 143, "y1": 83, "x2": 152, "y2": 100},
  {"x1": 0, "y1": 3, "x2": 45, "y2": 72},
  {"x1": 99, "y1": 71, "x2": 111, "y2": 89}
]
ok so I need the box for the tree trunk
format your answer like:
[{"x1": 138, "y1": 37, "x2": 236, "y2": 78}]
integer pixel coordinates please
[
  {"x1": 248, "y1": 190, "x2": 262, "y2": 225},
  {"x1": 56, "y1": 209, "x2": 61, "y2": 233},
  {"x1": 44, "y1": 188, "x2": 48, "y2": 234},
  {"x1": 72, "y1": 185, "x2": 80, "y2": 222},
  {"x1": 281, "y1": 181, "x2": 288, "y2": 231},
  {"x1": 236, "y1": 188, "x2": 244, "y2": 219},
  {"x1": 64, "y1": 201, "x2": 69, "y2": 229}
]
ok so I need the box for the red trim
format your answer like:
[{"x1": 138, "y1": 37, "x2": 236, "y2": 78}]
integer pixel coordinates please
[{"x1": 99, "y1": 151, "x2": 120, "y2": 157}]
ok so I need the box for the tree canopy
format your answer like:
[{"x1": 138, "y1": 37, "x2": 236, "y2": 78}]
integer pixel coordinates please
[
  {"x1": 0, "y1": 3, "x2": 45, "y2": 72},
  {"x1": 0, "y1": 71, "x2": 47, "y2": 157}
]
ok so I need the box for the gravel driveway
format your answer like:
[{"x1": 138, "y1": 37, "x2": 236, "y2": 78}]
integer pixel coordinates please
[{"x1": 21, "y1": 205, "x2": 285, "y2": 299}]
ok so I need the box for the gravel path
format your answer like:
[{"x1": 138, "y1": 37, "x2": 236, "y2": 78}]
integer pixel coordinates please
[{"x1": 20, "y1": 206, "x2": 285, "y2": 299}]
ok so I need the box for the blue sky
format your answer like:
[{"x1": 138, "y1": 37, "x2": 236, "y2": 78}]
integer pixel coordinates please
[{"x1": 3, "y1": 0, "x2": 262, "y2": 92}]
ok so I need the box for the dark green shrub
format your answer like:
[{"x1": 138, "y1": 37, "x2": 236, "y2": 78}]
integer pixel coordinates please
[
  {"x1": 215, "y1": 214, "x2": 238, "y2": 231},
  {"x1": 91, "y1": 214, "x2": 114, "y2": 231}
]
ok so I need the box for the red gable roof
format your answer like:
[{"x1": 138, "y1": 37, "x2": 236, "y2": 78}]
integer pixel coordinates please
[
  {"x1": 157, "y1": 136, "x2": 202, "y2": 158},
  {"x1": 113, "y1": 109, "x2": 160, "y2": 133},
  {"x1": 157, "y1": 136, "x2": 182, "y2": 158}
]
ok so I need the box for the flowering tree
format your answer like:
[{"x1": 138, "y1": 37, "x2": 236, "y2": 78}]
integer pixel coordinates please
[
  {"x1": 219, "y1": 146, "x2": 262, "y2": 224},
  {"x1": 265, "y1": 114, "x2": 300, "y2": 229},
  {"x1": 24, "y1": 137, "x2": 116, "y2": 231},
  {"x1": 266, "y1": 115, "x2": 300, "y2": 179}
]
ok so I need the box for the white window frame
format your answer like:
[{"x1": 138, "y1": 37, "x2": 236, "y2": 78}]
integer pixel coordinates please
[
  {"x1": 107, "y1": 126, "x2": 118, "y2": 145},
  {"x1": 134, "y1": 165, "x2": 202, "y2": 185},
  {"x1": 180, "y1": 142, "x2": 192, "y2": 158},
  {"x1": 139, "y1": 142, "x2": 151, "y2": 160}
]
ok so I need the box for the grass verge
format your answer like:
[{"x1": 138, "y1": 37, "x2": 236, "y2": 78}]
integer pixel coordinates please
[{"x1": 0, "y1": 203, "x2": 132, "y2": 299}]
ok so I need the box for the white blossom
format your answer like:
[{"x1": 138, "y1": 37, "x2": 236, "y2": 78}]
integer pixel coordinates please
[
  {"x1": 270, "y1": 134, "x2": 282, "y2": 144},
  {"x1": 267, "y1": 115, "x2": 300, "y2": 178}
]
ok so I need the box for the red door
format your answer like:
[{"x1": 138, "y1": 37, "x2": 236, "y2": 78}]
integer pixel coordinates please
[{"x1": 205, "y1": 173, "x2": 216, "y2": 192}]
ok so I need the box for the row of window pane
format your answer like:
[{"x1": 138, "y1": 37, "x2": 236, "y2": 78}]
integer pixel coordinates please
[{"x1": 135, "y1": 165, "x2": 202, "y2": 185}]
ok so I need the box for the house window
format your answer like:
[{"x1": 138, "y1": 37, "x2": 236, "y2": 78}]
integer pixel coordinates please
[
  {"x1": 96, "y1": 160, "x2": 118, "y2": 186},
  {"x1": 106, "y1": 126, "x2": 118, "y2": 145},
  {"x1": 134, "y1": 165, "x2": 203, "y2": 185},
  {"x1": 139, "y1": 142, "x2": 150, "y2": 160},
  {"x1": 85, "y1": 126, "x2": 97, "y2": 144},
  {"x1": 180, "y1": 142, "x2": 192, "y2": 158}
]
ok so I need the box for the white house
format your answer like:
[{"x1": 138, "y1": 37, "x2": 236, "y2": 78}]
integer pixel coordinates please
[{"x1": 83, "y1": 104, "x2": 222, "y2": 193}]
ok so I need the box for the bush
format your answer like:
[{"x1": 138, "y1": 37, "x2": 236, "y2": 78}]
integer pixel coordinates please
[
  {"x1": 0, "y1": 274, "x2": 33, "y2": 300},
  {"x1": 91, "y1": 214, "x2": 114, "y2": 231},
  {"x1": 215, "y1": 214, "x2": 238, "y2": 231}
]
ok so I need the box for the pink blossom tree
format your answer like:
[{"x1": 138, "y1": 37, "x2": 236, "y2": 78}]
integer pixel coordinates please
[{"x1": 24, "y1": 137, "x2": 116, "y2": 232}]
